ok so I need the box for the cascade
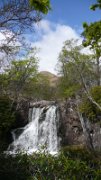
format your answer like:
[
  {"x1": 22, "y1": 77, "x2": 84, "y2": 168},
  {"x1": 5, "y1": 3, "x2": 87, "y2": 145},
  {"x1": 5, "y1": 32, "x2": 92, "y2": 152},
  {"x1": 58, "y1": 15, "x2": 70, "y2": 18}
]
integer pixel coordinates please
[{"x1": 8, "y1": 105, "x2": 60, "y2": 154}]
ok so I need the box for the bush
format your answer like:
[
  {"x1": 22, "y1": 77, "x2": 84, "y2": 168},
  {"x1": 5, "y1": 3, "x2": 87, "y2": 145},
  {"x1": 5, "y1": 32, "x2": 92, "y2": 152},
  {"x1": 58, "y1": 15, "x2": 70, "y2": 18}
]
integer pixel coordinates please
[
  {"x1": 0, "y1": 147, "x2": 101, "y2": 180},
  {"x1": 0, "y1": 96, "x2": 16, "y2": 151},
  {"x1": 0, "y1": 96, "x2": 16, "y2": 135},
  {"x1": 0, "y1": 153, "x2": 31, "y2": 180}
]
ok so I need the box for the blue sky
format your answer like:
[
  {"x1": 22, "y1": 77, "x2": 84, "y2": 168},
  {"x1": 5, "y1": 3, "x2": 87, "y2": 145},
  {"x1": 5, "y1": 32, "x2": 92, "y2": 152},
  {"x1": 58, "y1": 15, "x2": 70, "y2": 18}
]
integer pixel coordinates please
[
  {"x1": 46, "y1": 0, "x2": 101, "y2": 29},
  {"x1": 0, "y1": 1, "x2": 100, "y2": 73},
  {"x1": 27, "y1": 1, "x2": 101, "y2": 74}
]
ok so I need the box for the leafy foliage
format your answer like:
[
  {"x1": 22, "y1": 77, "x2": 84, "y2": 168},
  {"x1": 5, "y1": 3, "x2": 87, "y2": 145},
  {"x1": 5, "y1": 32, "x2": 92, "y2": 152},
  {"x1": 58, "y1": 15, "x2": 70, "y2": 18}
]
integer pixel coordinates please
[
  {"x1": 34, "y1": 73, "x2": 57, "y2": 100},
  {"x1": 0, "y1": 0, "x2": 51, "y2": 58},
  {"x1": 90, "y1": 0, "x2": 101, "y2": 10},
  {"x1": 3, "y1": 54, "x2": 39, "y2": 103},
  {"x1": 57, "y1": 39, "x2": 96, "y2": 99},
  {"x1": 57, "y1": 76, "x2": 80, "y2": 99},
  {"x1": 0, "y1": 154, "x2": 31, "y2": 180},
  {"x1": 82, "y1": 21, "x2": 101, "y2": 53},
  {"x1": 80, "y1": 86, "x2": 101, "y2": 121},
  {"x1": 0, "y1": 147, "x2": 101, "y2": 180},
  {"x1": 82, "y1": 2, "x2": 101, "y2": 86},
  {"x1": 0, "y1": 96, "x2": 15, "y2": 136},
  {"x1": 30, "y1": 0, "x2": 51, "y2": 14}
]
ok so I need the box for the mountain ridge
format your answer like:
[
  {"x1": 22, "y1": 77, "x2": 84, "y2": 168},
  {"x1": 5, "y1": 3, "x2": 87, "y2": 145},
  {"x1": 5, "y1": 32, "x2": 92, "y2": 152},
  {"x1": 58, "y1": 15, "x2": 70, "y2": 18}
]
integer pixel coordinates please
[{"x1": 39, "y1": 71, "x2": 59, "y2": 86}]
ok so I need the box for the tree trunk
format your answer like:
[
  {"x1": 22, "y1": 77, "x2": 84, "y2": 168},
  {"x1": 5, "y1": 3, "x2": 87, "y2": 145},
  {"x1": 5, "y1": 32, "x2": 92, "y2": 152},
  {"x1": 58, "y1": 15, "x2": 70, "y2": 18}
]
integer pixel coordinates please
[{"x1": 75, "y1": 63, "x2": 101, "y2": 111}]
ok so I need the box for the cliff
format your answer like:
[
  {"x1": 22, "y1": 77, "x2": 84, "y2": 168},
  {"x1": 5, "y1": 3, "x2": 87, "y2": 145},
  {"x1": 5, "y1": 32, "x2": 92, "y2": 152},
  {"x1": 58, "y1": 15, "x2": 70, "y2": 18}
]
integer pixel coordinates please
[
  {"x1": 8, "y1": 99, "x2": 101, "y2": 151},
  {"x1": 29, "y1": 100, "x2": 101, "y2": 151}
]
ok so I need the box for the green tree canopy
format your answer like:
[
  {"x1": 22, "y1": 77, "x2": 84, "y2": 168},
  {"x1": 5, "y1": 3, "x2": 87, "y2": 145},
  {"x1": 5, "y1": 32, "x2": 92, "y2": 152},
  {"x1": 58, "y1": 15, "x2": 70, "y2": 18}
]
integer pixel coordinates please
[
  {"x1": 30, "y1": 0, "x2": 51, "y2": 14},
  {"x1": 90, "y1": 0, "x2": 101, "y2": 10},
  {"x1": 0, "y1": 0, "x2": 51, "y2": 56},
  {"x1": 82, "y1": 4, "x2": 101, "y2": 86},
  {"x1": 6, "y1": 57, "x2": 38, "y2": 101},
  {"x1": 57, "y1": 39, "x2": 101, "y2": 111},
  {"x1": 57, "y1": 39, "x2": 95, "y2": 99},
  {"x1": 82, "y1": 21, "x2": 101, "y2": 53}
]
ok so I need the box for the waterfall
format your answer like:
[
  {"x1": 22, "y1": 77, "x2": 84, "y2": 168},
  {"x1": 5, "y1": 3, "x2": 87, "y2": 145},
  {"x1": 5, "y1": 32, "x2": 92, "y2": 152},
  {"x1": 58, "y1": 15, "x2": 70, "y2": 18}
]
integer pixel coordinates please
[{"x1": 8, "y1": 105, "x2": 59, "y2": 155}]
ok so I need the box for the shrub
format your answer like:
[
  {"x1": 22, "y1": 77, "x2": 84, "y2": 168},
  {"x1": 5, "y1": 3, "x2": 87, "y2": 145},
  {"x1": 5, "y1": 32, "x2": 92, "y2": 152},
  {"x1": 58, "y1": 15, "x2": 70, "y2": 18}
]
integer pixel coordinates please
[
  {"x1": 0, "y1": 96, "x2": 16, "y2": 151},
  {"x1": 0, "y1": 96, "x2": 16, "y2": 135},
  {"x1": 0, "y1": 147, "x2": 101, "y2": 180}
]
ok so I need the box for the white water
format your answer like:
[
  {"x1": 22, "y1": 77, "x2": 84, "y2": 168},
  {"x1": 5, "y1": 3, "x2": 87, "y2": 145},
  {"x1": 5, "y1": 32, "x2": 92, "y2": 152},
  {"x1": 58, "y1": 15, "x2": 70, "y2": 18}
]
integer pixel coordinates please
[{"x1": 8, "y1": 106, "x2": 59, "y2": 154}]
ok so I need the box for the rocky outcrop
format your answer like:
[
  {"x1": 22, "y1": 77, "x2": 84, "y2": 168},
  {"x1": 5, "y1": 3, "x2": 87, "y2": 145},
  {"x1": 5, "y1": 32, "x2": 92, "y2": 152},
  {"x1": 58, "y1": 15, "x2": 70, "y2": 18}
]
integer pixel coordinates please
[
  {"x1": 91, "y1": 123, "x2": 101, "y2": 150},
  {"x1": 79, "y1": 115, "x2": 101, "y2": 151},
  {"x1": 14, "y1": 100, "x2": 101, "y2": 151},
  {"x1": 58, "y1": 100, "x2": 85, "y2": 147},
  {"x1": 59, "y1": 100, "x2": 101, "y2": 151},
  {"x1": 30, "y1": 100, "x2": 57, "y2": 108},
  {"x1": 13, "y1": 101, "x2": 29, "y2": 129}
]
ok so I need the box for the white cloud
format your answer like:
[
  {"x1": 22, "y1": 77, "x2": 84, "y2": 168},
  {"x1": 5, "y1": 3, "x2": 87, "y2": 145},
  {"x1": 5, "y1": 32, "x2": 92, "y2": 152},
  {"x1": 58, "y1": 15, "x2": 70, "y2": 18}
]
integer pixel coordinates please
[{"x1": 32, "y1": 20, "x2": 81, "y2": 74}]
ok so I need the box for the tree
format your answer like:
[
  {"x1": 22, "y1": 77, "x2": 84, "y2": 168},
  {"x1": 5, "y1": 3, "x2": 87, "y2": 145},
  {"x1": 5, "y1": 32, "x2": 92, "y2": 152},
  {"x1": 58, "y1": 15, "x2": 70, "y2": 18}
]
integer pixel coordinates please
[
  {"x1": 0, "y1": 0, "x2": 51, "y2": 56},
  {"x1": 58, "y1": 40, "x2": 95, "y2": 97},
  {"x1": 3, "y1": 50, "x2": 39, "y2": 109},
  {"x1": 0, "y1": 0, "x2": 50, "y2": 31},
  {"x1": 82, "y1": 1, "x2": 101, "y2": 86},
  {"x1": 0, "y1": 96, "x2": 16, "y2": 136},
  {"x1": 58, "y1": 39, "x2": 101, "y2": 111},
  {"x1": 58, "y1": 39, "x2": 101, "y2": 150},
  {"x1": 30, "y1": 0, "x2": 51, "y2": 14},
  {"x1": 90, "y1": 0, "x2": 101, "y2": 10},
  {"x1": 26, "y1": 73, "x2": 57, "y2": 101},
  {"x1": 82, "y1": 21, "x2": 101, "y2": 86}
]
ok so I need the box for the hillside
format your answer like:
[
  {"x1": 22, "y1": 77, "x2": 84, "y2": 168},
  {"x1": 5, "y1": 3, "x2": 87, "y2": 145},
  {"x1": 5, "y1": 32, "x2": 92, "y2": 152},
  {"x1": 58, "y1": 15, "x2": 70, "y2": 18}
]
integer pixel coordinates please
[{"x1": 39, "y1": 71, "x2": 59, "y2": 86}]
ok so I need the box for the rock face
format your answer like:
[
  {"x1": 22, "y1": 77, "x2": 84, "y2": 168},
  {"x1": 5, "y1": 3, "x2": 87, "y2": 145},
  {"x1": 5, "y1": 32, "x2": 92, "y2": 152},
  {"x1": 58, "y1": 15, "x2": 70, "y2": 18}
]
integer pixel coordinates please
[
  {"x1": 58, "y1": 100, "x2": 85, "y2": 147},
  {"x1": 29, "y1": 100, "x2": 85, "y2": 147},
  {"x1": 79, "y1": 115, "x2": 101, "y2": 151},
  {"x1": 15, "y1": 100, "x2": 101, "y2": 151},
  {"x1": 91, "y1": 123, "x2": 101, "y2": 150},
  {"x1": 13, "y1": 101, "x2": 29, "y2": 129},
  {"x1": 59, "y1": 100, "x2": 101, "y2": 150},
  {"x1": 30, "y1": 100, "x2": 57, "y2": 108}
]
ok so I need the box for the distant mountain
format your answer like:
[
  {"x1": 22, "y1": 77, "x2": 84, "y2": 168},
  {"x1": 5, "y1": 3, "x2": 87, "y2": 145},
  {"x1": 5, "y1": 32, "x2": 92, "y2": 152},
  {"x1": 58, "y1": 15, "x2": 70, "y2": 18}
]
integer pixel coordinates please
[{"x1": 39, "y1": 71, "x2": 59, "y2": 86}]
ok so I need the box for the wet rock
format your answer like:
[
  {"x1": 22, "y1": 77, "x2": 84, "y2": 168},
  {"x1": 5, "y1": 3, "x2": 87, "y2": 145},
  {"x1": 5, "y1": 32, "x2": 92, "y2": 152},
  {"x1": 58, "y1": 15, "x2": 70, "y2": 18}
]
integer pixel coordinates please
[
  {"x1": 30, "y1": 100, "x2": 57, "y2": 108},
  {"x1": 58, "y1": 100, "x2": 85, "y2": 147}
]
